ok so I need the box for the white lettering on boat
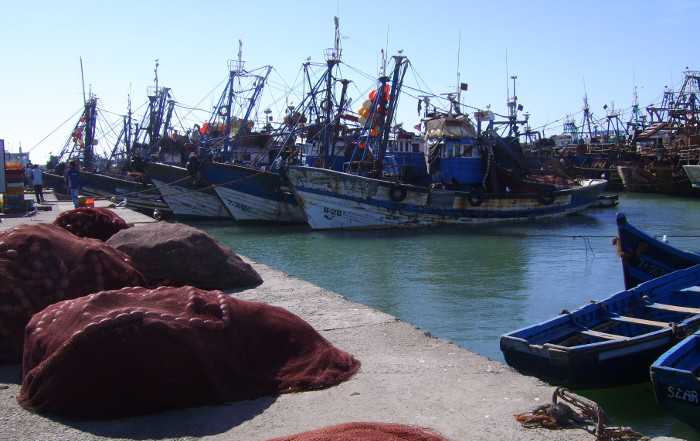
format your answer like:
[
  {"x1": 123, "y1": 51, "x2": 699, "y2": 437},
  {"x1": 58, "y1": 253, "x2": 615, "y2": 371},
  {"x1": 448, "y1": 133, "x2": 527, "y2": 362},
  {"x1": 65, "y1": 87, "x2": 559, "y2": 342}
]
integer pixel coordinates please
[
  {"x1": 667, "y1": 386, "x2": 700, "y2": 403},
  {"x1": 636, "y1": 260, "x2": 670, "y2": 278}
]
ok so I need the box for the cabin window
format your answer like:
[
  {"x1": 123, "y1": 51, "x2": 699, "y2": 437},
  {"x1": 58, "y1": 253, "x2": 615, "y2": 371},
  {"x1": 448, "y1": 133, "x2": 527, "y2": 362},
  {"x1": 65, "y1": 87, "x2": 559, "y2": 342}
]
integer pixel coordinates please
[
  {"x1": 445, "y1": 145, "x2": 454, "y2": 158},
  {"x1": 412, "y1": 143, "x2": 419, "y2": 153}
]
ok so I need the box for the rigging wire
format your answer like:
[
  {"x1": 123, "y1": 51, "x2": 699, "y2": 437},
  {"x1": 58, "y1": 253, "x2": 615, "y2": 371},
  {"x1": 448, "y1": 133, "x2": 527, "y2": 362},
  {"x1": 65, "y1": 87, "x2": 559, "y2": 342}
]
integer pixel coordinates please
[{"x1": 26, "y1": 106, "x2": 83, "y2": 154}]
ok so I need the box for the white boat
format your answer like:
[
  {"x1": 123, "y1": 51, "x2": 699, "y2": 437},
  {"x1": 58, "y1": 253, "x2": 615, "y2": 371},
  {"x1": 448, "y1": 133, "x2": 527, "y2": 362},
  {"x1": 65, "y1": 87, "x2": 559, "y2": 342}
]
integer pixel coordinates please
[
  {"x1": 145, "y1": 161, "x2": 232, "y2": 221},
  {"x1": 285, "y1": 165, "x2": 607, "y2": 230},
  {"x1": 200, "y1": 161, "x2": 306, "y2": 224}
]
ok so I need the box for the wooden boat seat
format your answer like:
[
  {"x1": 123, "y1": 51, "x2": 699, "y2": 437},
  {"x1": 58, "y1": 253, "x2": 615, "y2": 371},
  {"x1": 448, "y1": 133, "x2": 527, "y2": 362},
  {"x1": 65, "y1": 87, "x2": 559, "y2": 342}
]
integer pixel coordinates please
[
  {"x1": 609, "y1": 315, "x2": 670, "y2": 328},
  {"x1": 645, "y1": 303, "x2": 700, "y2": 315},
  {"x1": 579, "y1": 329, "x2": 627, "y2": 340}
]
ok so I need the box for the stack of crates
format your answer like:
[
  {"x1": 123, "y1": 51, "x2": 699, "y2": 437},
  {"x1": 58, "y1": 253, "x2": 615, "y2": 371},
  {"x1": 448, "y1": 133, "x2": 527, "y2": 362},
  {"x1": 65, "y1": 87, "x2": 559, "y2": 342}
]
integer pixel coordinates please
[{"x1": 2, "y1": 162, "x2": 26, "y2": 213}]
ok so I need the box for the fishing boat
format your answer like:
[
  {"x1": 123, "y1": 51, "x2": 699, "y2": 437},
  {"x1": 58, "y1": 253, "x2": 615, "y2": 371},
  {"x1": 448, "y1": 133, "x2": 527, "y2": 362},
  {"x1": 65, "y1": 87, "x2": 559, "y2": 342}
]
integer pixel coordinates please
[
  {"x1": 500, "y1": 264, "x2": 700, "y2": 389},
  {"x1": 650, "y1": 330, "x2": 700, "y2": 431},
  {"x1": 144, "y1": 161, "x2": 231, "y2": 221},
  {"x1": 617, "y1": 164, "x2": 696, "y2": 195},
  {"x1": 197, "y1": 19, "x2": 352, "y2": 224},
  {"x1": 144, "y1": 42, "x2": 274, "y2": 221},
  {"x1": 43, "y1": 64, "x2": 175, "y2": 217},
  {"x1": 683, "y1": 164, "x2": 700, "y2": 188},
  {"x1": 43, "y1": 96, "x2": 172, "y2": 216},
  {"x1": 616, "y1": 71, "x2": 700, "y2": 195},
  {"x1": 285, "y1": 56, "x2": 607, "y2": 230},
  {"x1": 614, "y1": 212, "x2": 700, "y2": 289}
]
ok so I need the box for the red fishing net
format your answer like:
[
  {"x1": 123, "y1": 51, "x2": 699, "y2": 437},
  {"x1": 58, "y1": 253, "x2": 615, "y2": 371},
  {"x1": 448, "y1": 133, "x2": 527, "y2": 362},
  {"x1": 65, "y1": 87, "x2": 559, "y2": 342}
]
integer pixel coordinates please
[
  {"x1": 18, "y1": 285, "x2": 360, "y2": 419},
  {"x1": 53, "y1": 207, "x2": 130, "y2": 241},
  {"x1": 265, "y1": 422, "x2": 452, "y2": 441},
  {"x1": 0, "y1": 223, "x2": 146, "y2": 364},
  {"x1": 106, "y1": 222, "x2": 262, "y2": 289}
]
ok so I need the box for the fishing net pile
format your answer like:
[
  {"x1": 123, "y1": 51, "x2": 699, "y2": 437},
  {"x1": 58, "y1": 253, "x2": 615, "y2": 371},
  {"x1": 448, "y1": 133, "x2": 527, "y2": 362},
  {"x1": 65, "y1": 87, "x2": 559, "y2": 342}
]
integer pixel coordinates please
[
  {"x1": 0, "y1": 223, "x2": 145, "y2": 364},
  {"x1": 18, "y1": 285, "x2": 360, "y2": 419},
  {"x1": 53, "y1": 207, "x2": 130, "y2": 241},
  {"x1": 106, "y1": 222, "x2": 262, "y2": 289},
  {"x1": 264, "y1": 422, "x2": 452, "y2": 441}
]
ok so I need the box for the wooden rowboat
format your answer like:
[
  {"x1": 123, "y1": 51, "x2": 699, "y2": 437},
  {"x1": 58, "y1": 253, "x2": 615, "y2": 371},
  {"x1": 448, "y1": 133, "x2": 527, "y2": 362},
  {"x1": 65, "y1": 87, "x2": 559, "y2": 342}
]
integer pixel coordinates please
[{"x1": 500, "y1": 264, "x2": 700, "y2": 388}]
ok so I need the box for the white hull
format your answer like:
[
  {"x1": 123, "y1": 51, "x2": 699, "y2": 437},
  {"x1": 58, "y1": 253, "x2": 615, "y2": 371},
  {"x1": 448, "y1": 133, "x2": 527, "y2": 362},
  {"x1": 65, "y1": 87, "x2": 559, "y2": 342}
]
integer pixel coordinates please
[
  {"x1": 683, "y1": 164, "x2": 700, "y2": 188},
  {"x1": 286, "y1": 166, "x2": 608, "y2": 230}
]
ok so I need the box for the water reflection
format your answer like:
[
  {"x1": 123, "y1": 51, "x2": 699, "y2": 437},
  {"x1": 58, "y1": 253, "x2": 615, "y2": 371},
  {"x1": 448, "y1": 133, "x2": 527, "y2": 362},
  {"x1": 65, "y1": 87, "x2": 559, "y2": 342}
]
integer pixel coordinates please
[{"x1": 197, "y1": 192, "x2": 700, "y2": 439}]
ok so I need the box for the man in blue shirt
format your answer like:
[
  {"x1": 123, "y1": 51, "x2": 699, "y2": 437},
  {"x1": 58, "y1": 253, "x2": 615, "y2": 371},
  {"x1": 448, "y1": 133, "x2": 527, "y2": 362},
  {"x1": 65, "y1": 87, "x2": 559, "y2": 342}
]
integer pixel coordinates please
[{"x1": 65, "y1": 161, "x2": 82, "y2": 208}]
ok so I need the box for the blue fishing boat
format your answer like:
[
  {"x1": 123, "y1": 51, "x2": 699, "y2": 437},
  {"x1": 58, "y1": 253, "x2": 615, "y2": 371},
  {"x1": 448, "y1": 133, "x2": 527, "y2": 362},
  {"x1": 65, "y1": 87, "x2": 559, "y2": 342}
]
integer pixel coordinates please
[
  {"x1": 198, "y1": 19, "x2": 354, "y2": 224},
  {"x1": 615, "y1": 212, "x2": 700, "y2": 289},
  {"x1": 500, "y1": 264, "x2": 700, "y2": 389},
  {"x1": 144, "y1": 42, "x2": 272, "y2": 221},
  {"x1": 650, "y1": 330, "x2": 700, "y2": 431}
]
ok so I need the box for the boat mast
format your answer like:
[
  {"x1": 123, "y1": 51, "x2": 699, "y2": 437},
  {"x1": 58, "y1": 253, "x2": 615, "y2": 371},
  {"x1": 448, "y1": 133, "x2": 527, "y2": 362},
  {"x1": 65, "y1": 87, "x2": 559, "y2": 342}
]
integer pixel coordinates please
[
  {"x1": 222, "y1": 40, "x2": 244, "y2": 155},
  {"x1": 82, "y1": 96, "x2": 97, "y2": 170},
  {"x1": 78, "y1": 57, "x2": 96, "y2": 169},
  {"x1": 377, "y1": 55, "x2": 408, "y2": 168},
  {"x1": 321, "y1": 16, "x2": 342, "y2": 168}
]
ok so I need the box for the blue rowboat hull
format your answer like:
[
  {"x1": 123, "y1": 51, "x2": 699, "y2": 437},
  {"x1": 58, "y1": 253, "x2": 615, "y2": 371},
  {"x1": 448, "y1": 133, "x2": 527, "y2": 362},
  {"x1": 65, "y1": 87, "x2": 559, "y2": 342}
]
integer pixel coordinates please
[{"x1": 650, "y1": 331, "x2": 700, "y2": 431}]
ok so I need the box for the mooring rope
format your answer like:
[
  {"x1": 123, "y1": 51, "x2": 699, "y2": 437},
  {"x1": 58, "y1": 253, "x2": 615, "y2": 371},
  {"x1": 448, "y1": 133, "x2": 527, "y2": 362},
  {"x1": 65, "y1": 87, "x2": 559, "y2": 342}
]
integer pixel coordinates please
[{"x1": 514, "y1": 387, "x2": 648, "y2": 441}]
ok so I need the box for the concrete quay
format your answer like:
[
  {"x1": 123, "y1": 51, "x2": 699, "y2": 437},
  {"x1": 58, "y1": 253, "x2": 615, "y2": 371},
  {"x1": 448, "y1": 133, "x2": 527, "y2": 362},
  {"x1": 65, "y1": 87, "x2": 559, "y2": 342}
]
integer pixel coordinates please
[{"x1": 0, "y1": 192, "x2": 676, "y2": 441}]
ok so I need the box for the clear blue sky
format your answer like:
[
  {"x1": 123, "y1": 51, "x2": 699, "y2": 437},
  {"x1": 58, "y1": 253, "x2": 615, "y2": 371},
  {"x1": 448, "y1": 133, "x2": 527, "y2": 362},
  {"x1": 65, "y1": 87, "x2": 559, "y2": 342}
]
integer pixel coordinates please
[{"x1": 1, "y1": 0, "x2": 698, "y2": 165}]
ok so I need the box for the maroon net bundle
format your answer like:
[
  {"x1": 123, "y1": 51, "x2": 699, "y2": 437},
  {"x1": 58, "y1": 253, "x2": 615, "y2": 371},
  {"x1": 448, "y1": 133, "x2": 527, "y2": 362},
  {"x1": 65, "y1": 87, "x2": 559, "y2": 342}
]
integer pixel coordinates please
[
  {"x1": 265, "y1": 422, "x2": 452, "y2": 441},
  {"x1": 0, "y1": 223, "x2": 146, "y2": 364},
  {"x1": 18, "y1": 285, "x2": 360, "y2": 419},
  {"x1": 106, "y1": 222, "x2": 262, "y2": 289},
  {"x1": 53, "y1": 207, "x2": 130, "y2": 241}
]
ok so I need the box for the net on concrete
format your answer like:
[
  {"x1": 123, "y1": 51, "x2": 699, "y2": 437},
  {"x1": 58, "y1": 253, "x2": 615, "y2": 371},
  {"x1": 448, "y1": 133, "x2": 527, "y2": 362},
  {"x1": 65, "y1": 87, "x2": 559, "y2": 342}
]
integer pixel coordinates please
[
  {"x1": 0, "y1": 223, "x2": 146, "y2": 364},
  {"x1": 106, "y1": 222, "x2": 262, "y2": 289},
  {"x1": 53, "y1": 207, "x2": 130, "y2": 241},
  {"x1": 18, "y1": 285, "x2": 360, "y2": 419},
  {"x1": 264, "y1": 422, "x2": 452, "y2": 441}
]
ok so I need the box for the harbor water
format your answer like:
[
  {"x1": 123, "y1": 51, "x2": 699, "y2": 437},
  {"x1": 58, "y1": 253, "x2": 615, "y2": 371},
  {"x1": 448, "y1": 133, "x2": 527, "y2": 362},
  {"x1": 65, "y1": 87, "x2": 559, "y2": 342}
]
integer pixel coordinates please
[{"x1": 196, "y1": 192, "x2": 700, "y2": 439}]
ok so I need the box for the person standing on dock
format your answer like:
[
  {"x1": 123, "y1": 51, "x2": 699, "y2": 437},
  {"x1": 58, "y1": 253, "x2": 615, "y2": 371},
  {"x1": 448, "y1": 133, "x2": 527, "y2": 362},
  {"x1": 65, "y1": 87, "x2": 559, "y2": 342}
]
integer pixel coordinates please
[
  {"x1": 31, "y1": 164, "x2": 45, "y2": 204},
  {"x1": 24, "y1": 162, "x2": 33, "y2": 190},
  {"x1": 65, "y1": 161, "x2": 82, "y2": 208}
]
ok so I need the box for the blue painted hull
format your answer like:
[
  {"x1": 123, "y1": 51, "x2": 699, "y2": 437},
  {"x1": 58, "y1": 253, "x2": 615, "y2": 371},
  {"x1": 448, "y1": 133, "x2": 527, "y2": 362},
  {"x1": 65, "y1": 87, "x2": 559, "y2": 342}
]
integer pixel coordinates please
[
  {"x1": 198, "y1": 162, "x2": 306, "y2": 224},
  {"x1": 615, "y1": 213, "x2": 700, "y2": 289},
  {"x1": 500, "y1": 264, "x2": 700, "y2": 388},
  {"x1": 651, "y1": 331, "x2": 700, "y2": 431}
]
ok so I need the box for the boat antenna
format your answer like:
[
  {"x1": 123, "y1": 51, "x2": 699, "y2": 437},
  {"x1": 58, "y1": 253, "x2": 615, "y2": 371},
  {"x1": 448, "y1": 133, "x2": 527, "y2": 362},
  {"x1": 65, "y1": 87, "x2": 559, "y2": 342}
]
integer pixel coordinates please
[
  {"x1": 334, "y1": 16, "x2": 342, "y2": 61},
  {"x1": 378, "y1": 25, "x2": 389, "y2": 77},
  {"x1": 505, "y1": 50, "x2": 509, "y2": 104},
  {"x1": 80, "y1": 56, "x2": 86, "y2": 103},
  {"x1": 236, "y1": 39, "x2": 244, "y2": 72},
  {"x1": 456, "y1": 28, "x2": 461, "y2": 100},
  {"x1": 154, "y1": 59, "x2": 159, "y2": 92}
]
